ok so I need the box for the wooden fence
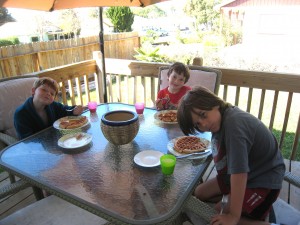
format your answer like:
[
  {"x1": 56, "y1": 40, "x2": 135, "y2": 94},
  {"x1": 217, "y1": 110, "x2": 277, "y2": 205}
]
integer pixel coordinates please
[{"x1": 0, "y1": 32, "x2": 140, "y2": 78}]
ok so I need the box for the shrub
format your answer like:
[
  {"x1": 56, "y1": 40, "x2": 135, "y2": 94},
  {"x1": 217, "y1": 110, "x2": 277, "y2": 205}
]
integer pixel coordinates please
[
  {"x1": 106, "y1": 7, "x2": 134, "y2": 32},
  {"x1": 134, "y1": 45, "x2": 168, "y2": 63},
  {"x1": 0, "y1": 37, "x2": 20, "y2": 47}
]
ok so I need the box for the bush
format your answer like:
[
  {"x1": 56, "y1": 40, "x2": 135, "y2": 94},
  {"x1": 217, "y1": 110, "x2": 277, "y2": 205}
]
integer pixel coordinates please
[
  {"x1": 140, "y1": 30, "x2": 160, "y2": 45},
  {"x1": 220, "y1": 18, "x2": 243, "y2": 46},
  {"x1": 134, "y1": 45, "x2": 168, "y2": 63},
  {"x1": 106, "y1": 7, "x2": 134, "y2": 32},
  {"x1": 177, "y1": 32, "x2": 202, "y2": 44},
  {"x1": 0, "y1": 37, "x2": 20, "y2": 47}
]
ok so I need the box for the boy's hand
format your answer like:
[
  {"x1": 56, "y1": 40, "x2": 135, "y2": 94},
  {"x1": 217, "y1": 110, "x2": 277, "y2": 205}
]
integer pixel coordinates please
[
  {"x1": 73, "y1": 105, "x2": 85, "y2": 115},
  {"x1": 211, "y1": 213, "x2": 239, "y2": 225},
  {"x1": 156, "y1": 95, "x2": 171, "y2": 110},
  {"x1": 156, "y1": 99, "x2": 164, "y2": 110}
]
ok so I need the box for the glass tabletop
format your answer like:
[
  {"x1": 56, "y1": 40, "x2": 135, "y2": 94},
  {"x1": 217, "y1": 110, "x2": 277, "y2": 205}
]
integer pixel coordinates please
[{"x1": 0, "y1": 103, "x2": 212, "y2": 224}]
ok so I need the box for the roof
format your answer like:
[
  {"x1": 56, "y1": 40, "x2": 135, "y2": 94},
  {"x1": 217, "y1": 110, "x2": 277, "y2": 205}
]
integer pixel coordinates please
[{"x1": 216, "y1": 0, "x2": 300, "y2": 10}]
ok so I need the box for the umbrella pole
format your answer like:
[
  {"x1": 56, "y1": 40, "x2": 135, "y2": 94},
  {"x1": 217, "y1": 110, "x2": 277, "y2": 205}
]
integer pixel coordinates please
[{"x1": 99, "y1": 7, "x2": 108, "y2": 103}]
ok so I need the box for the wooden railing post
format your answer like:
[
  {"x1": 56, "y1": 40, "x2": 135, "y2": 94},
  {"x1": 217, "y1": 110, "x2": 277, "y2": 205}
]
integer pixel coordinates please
[
  {"x1": 93, "y1": 51, "x2": 105, "y2": 103},
  {"x1": 192, "y1": 57, "x2": 203, "y2": 66},
  {"x1": 291, "y1": 113, "x2": 300, "y2": 161}
]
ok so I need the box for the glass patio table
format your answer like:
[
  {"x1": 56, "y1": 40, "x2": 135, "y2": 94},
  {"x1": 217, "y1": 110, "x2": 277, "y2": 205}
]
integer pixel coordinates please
[{"x1": 0, "y1": 103, "x2": 212, "y2": 225}]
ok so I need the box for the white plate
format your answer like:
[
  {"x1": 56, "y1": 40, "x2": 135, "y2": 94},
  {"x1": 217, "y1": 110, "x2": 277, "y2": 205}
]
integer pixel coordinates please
[
  {"x1": 53, "y1": 116, "x2": 89, "y2": 130},
  {"x1": 167, "y1": 136, "x2": 211, "y2": 159},
  {"x1": 154, "y1": 110, "x2": 178, "y2": 124},
  {"x1": 134, "y1": 150, "x2": 164, "y2": 167},
  {"x1": 58, "y1": 132, "x2": 92, "y2": 149}
]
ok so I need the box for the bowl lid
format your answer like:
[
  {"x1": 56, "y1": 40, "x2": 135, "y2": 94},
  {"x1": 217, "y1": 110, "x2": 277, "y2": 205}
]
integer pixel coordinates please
[{"x1": 101, "y1": 110, "x2": 138, "y2": 126}]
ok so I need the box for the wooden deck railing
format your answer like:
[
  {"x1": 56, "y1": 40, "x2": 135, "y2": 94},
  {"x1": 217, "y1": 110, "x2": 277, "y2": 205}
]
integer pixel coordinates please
[{"x1": 24, "y1": 51, "x2": 299, "y2": 164}]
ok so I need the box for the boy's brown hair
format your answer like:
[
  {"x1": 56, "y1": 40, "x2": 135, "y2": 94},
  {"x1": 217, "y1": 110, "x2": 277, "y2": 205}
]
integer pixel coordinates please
[
  {"x1": 167, "y1": 62, "x2": 190, "y2": 83},
  {"x1": 33, "y1": 77, "x2": 59, "y2": 97},
  {"x1": 177, "y1": 86, "x2": 231, "y2": 135}
]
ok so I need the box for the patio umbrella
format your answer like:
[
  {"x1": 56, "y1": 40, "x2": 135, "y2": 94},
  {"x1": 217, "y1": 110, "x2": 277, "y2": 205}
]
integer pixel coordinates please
[
  {"x1": 0, "y1": 0, "x2": 170, "y2": 102},
  {"x1": 0, "y1": 0, "x2": 169, "y2": 10}
]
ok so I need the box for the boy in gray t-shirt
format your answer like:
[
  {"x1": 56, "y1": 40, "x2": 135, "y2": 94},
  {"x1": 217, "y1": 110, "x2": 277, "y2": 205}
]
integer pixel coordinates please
[{"x1": 177, "y1": 86, "x2": 285, "y2": 225}]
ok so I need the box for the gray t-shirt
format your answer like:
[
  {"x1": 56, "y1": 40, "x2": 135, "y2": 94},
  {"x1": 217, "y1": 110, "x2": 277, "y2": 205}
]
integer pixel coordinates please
[{"x1": 212, "y1": 106, "x2": 285, "y2": 189}]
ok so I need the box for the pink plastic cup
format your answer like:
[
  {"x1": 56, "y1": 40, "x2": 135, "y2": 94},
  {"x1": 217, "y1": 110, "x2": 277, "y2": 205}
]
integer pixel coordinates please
[
  {"x1": 134, "y1": 102, "x2": 145, "y2": 114},
  {"x1": 88, "y1": 101, "x2": 97, "y2": 113}
]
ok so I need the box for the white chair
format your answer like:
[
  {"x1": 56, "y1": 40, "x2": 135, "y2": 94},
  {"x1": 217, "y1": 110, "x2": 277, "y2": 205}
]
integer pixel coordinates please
[
  {"x1": 182, "y1": 171, "x2": 300, "y2": 225},
  {"x1": 271, "y1": 171, "x2": 300, "y2": 225},
  {"x1": 0, "y1": 75, "x2": 38, "y2": 184},
  {"x1": 0, "y1": 76, "x2": 110, "y2": 225},
  {"x1": 158, "y1": 65, "x2": 223, "y2": 224},
  {"x1": 0, "y1": 195, "x2": 110, "y2": 225},
  {"x1": 158, "y1": 65, "x2": 222, "y2": 195},
  {"x1": 158, "y1": 65, "x2": 222, "y2": 95},
  {"x1": 0, "y1": 176, "x2": 110, "y2": 225},
  {"x1": 0, "y1": 75, "x2": 38, "y2": 149}
]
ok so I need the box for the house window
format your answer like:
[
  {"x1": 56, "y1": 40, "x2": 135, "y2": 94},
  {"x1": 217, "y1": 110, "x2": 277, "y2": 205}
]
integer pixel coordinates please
[
  {"x1": 48, "y1": 34, "x2": 55, "y2": 41},
  {"x1": 31, "y1": 36, "x2": 39, "y2": 42}
]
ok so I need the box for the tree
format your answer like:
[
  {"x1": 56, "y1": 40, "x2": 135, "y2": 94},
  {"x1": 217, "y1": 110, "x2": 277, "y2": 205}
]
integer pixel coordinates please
[
  {"x1": 88, "y1": 8, "x2": 99, "y2": 19},
  {"x1": 132, "y1": 5, "x2": 166, "y2": 18},
  {"x1": 57, "y1": 9, "x2": 81, "y2": 38},
  {"x1": 106, "y1": 7, "x2": 134, "y2": 32},
  {"x1": 0, "y1": 8, "x2": 15, "y2": 26},
  {"x1": 184, "y1": 0, "x2": 221, "y2": 31}
]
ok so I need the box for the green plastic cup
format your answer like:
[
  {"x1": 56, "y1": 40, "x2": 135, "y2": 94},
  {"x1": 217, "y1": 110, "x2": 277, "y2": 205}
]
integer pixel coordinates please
[{"x1": 160, "y1": 154, "x2": 176, "y2": 175}]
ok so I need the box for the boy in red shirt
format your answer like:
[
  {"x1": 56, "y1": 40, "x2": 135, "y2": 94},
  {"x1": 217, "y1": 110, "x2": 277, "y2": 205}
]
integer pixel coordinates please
[{"x1": 156, "y1": 62, "x2": 191, "y2": 110}]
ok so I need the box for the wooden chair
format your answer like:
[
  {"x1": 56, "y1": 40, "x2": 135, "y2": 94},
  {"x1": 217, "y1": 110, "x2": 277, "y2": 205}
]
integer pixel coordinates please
[{"x1": 158, "y1": 65, "x2": 222, "y2": 95}]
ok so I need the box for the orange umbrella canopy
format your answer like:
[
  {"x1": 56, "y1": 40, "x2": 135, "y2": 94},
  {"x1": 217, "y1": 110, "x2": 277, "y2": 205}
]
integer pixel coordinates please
[{"x1": 0, "y1": 0, "x2": 169, "y2": 11}]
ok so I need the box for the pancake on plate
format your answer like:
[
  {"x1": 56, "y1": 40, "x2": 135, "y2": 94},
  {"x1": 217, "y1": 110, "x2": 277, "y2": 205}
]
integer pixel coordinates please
[
  {"x1": 157, "y1": 110, "x2": 177, "y2": 123},
  {"x1": 174, "y1": 136, "x2": 208, "y2": 154},
  {"x1": 59, "y1": 116, "x2": 88, "y2": 129}
]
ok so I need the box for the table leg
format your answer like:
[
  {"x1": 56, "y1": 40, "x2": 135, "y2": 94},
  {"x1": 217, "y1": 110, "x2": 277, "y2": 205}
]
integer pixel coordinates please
[
  {"x1": 32, "y1": 186, "x2": 44, "y2": 200},
  {"x1": 9, "y1": 173, "x2": 16, "y2": 183}
]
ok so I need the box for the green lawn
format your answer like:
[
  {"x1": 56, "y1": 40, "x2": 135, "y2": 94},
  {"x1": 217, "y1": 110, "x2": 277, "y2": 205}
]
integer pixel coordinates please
[{"x1": 273, "y1": 129, "x2": 299, "y2": 160}]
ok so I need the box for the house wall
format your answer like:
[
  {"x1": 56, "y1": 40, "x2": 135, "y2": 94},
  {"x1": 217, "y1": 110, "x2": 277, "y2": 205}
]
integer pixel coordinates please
[
  {"x1": 243, "y1": 7, "x2": 300, "y2": 46},
  {"x1": 242, "y1": 6, "x2": 300, "y2": 63},
  {"x1": 219, "y1": 0, "x2": 300, "y2": 65}
]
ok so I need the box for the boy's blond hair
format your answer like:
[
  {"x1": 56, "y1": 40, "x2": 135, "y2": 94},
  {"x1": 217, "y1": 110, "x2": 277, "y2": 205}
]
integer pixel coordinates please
[{"x1": 33, "y1": 77, "x2": 59, "y2": 97}]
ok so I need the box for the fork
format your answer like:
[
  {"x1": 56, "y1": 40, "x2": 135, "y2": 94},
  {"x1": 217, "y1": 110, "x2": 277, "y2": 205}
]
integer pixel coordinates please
[
  {"x1": 66, "y1": 106, "x2": 89, "y2": 112},
  {"x1": 175, "y1": 148, "x2": 210, "y2": 159},
  {"x1": 220, "y1": 194, "x2": 228, "y2": 215}
]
